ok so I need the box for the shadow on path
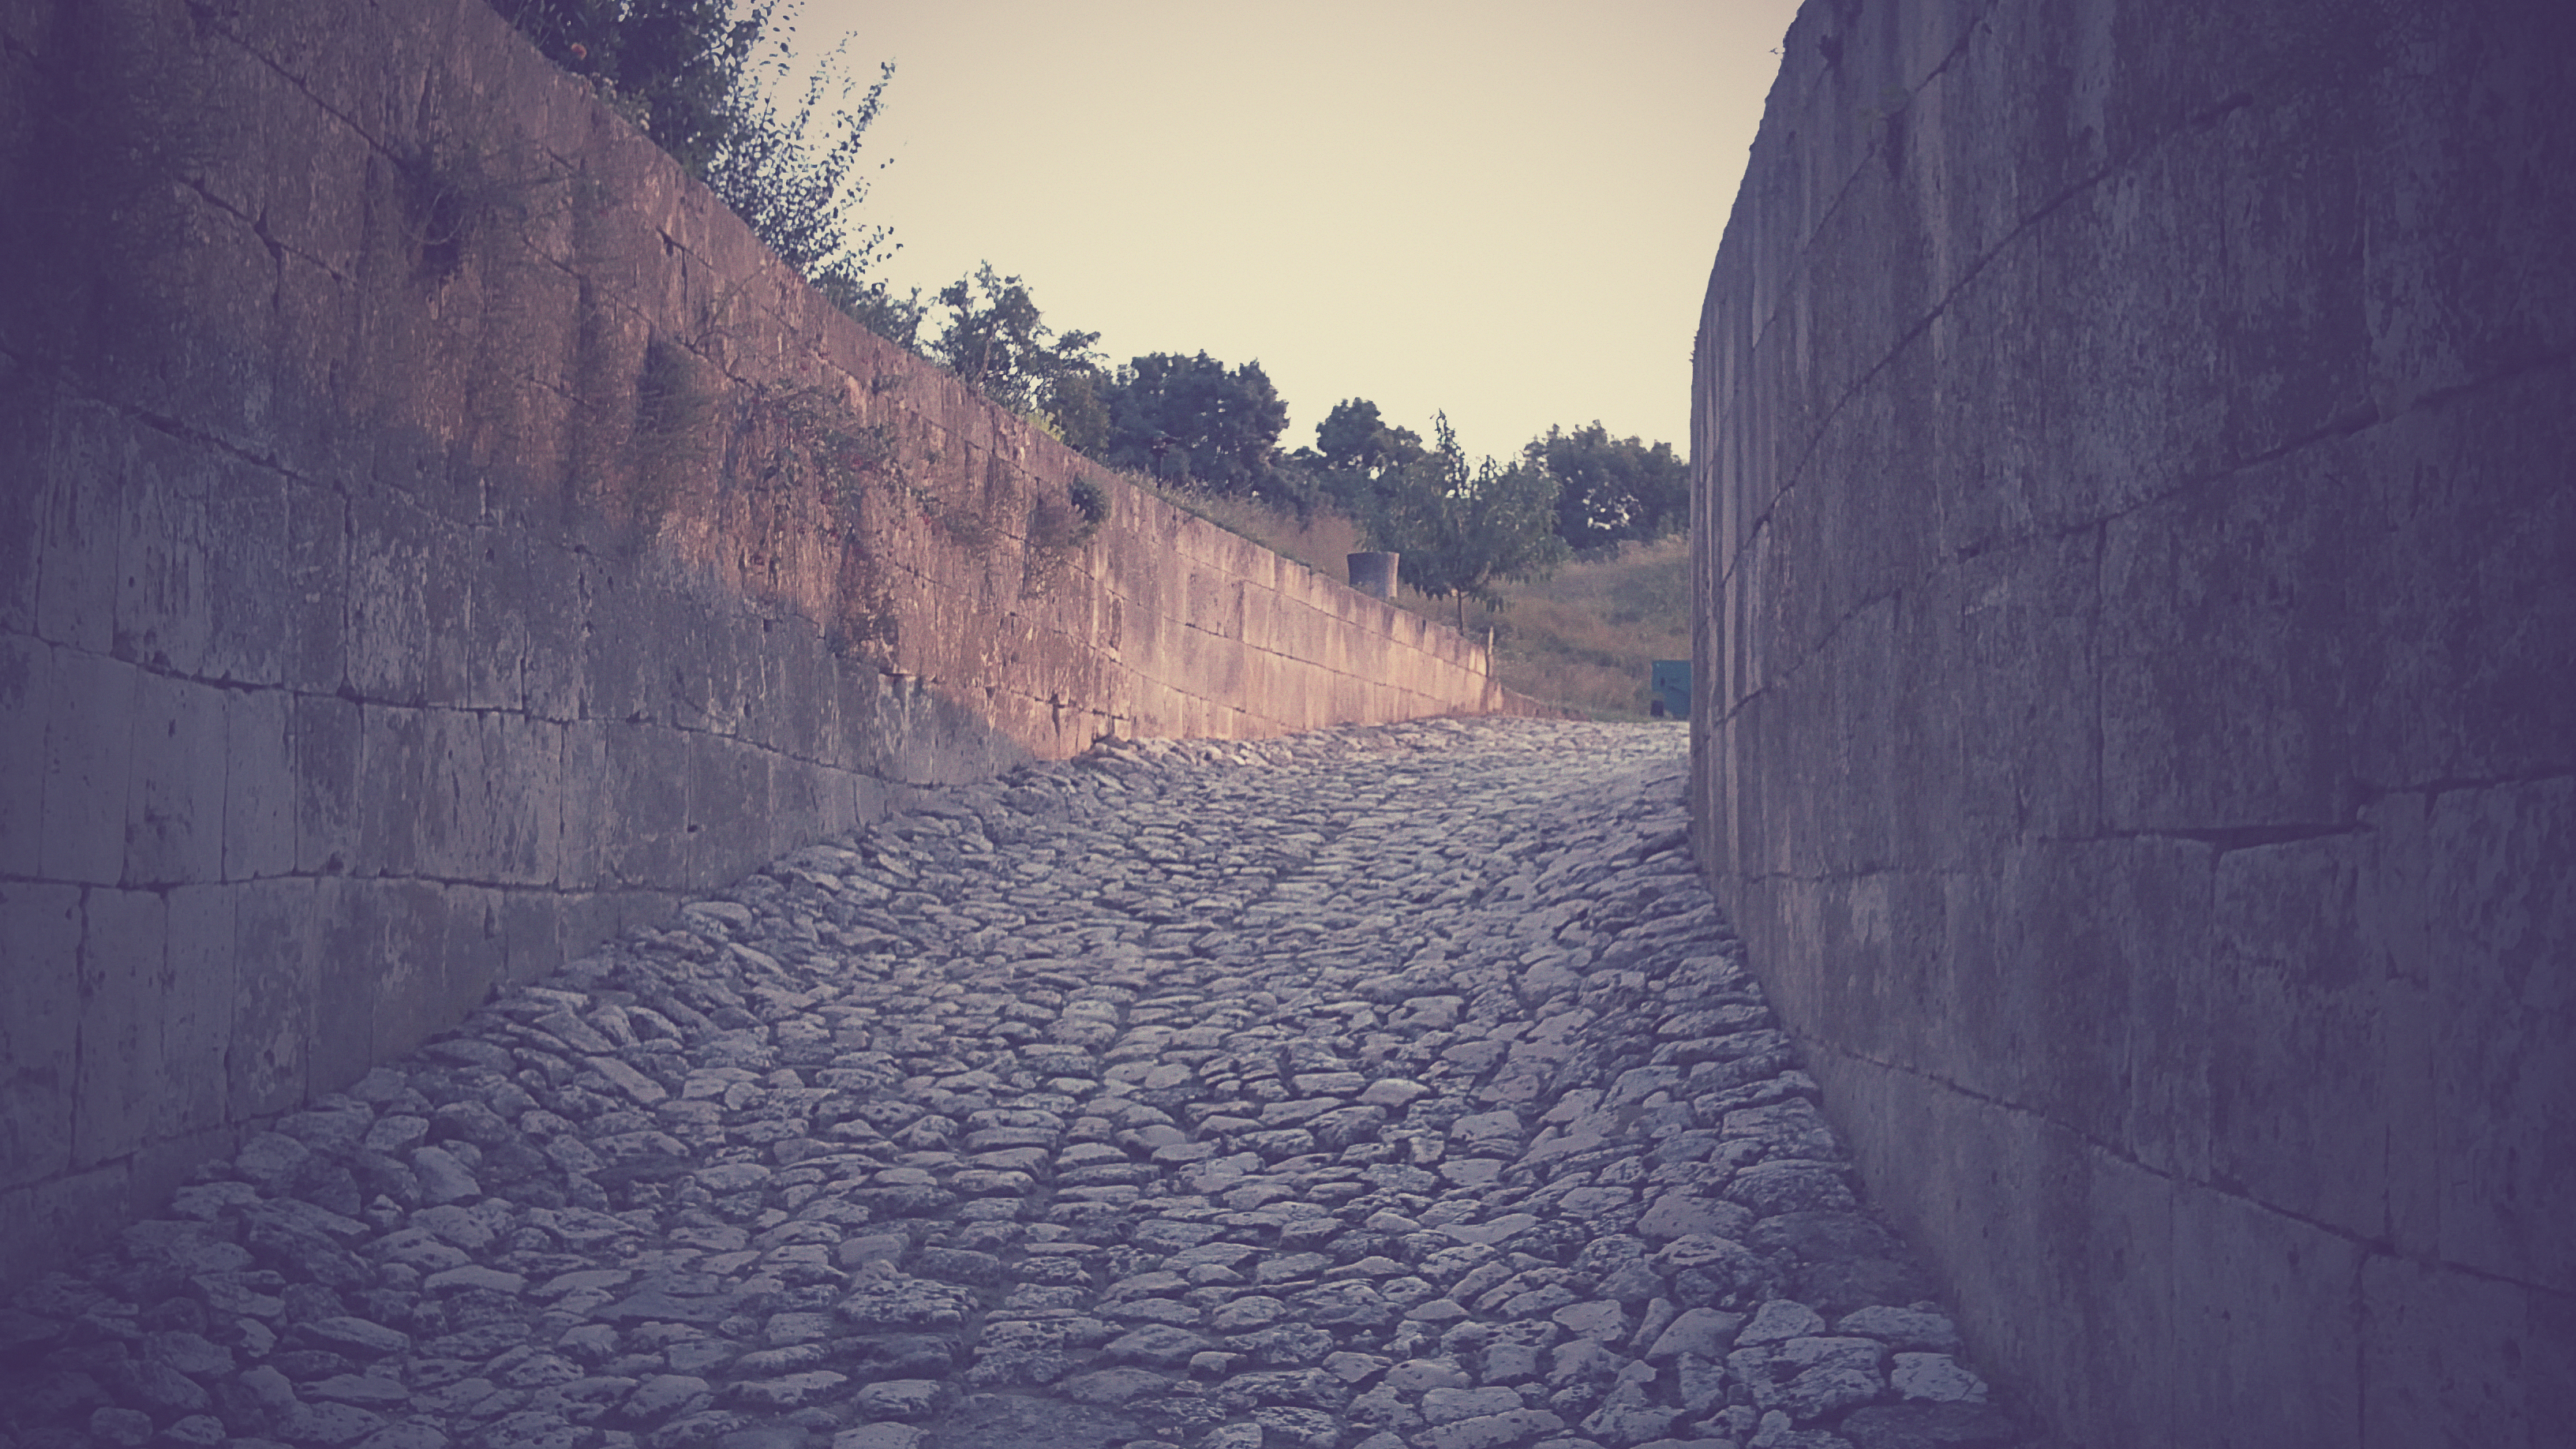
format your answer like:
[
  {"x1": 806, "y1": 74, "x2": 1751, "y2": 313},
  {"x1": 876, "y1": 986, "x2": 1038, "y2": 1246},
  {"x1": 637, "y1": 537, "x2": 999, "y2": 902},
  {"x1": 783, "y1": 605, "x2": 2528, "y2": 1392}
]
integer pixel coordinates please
[{"x1": 0, "y1": 719, "x2": 2032, "y2": 1449}]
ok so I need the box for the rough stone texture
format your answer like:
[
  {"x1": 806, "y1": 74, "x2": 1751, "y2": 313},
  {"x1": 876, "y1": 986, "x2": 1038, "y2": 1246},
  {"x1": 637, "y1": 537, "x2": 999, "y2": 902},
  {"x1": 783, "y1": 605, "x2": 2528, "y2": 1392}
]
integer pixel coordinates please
[
  {"x1": 1687, "y1": 2, "x2": 2575, "y2": 1446},
  {"x1": 0, "y1": 719, "x2": 2035, "y2": 1449},
  {"x1": 0, "y1": 0, "x2": 1547, "y2": 1298}
]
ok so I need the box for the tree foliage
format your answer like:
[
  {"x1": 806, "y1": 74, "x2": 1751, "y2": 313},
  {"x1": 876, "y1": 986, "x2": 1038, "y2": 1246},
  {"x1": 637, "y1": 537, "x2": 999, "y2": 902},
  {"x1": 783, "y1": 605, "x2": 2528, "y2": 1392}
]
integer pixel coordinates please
[
  {"x1": 1367, "y1": 414, "x2": 1569, "y2": 615},
  {"x1": 493, "y1": 0, "x2": 762, "y2": 177},
  {"x1": 492, "y1": 0, "x2": 908, "y2": 335},
  {"x1": 1314, "y1": 397, "x2": 1425, "y2": 477},
  {"x1": 1298, "y1": 394, "x2": 1442, "y2": 530},
  {"x1": 931, "y1": 262, "x2": 1102, "y2": 414},
  {"x1": 1528, "y1": 421, "x2": 1689, "y2": 550},
  {"x1": 1088, "y1": 353, "x2": 1291, "y2": 497},
  {"x1": 708, "y1": 37, "x2": 897, "y2": 286}
]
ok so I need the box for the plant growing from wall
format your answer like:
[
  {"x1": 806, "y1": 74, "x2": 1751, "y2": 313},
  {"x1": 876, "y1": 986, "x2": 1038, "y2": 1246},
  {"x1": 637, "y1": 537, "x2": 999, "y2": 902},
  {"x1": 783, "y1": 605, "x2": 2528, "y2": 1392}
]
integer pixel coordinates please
[
  {"x1": 1020, "y1": 476, "x2": 1113, "y2": 597},
  {"x1": 397, "y1": 136, "x2": 570, "y2": 286},
  {"x1": 490, "y1": 0, "x2": 908, "y2": 333},
  {"x1": 1028, "y1": 475, "x2": 1112, "y2": 552},
  {"x1": 931, "y1": 262, "x2": 1103, "y2": 414},
  {"x1": 632, "y1": 335, "x2": 723, "y2": 529},
  {"x1": 733, "y1": 376, "x2": 902, "y2": 531}
]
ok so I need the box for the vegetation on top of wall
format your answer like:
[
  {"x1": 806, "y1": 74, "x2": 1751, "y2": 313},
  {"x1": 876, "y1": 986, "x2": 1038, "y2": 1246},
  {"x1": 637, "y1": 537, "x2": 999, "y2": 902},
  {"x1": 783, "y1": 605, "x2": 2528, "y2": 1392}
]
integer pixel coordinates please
[
  {"x1": 481, "y1": 0, "x2": 1679, "y2": 655},
  {"x1": 490, "y1": 0, "x2": 903, "y2": 323}
]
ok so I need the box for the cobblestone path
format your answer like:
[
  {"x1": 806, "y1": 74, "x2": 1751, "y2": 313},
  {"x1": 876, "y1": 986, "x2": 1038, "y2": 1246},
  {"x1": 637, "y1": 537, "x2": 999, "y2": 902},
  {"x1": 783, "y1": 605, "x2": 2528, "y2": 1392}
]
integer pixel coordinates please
[{"x1": 1, "y1": 719, "x2": 2030, "y2": 1449}]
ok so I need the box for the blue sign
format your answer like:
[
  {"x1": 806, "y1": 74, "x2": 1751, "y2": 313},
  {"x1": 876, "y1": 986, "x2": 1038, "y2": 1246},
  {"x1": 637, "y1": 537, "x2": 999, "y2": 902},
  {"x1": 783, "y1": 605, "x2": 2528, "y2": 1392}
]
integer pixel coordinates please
[{"x1": 1650, "y1": 660, "x2": 1690, "y2": 720}]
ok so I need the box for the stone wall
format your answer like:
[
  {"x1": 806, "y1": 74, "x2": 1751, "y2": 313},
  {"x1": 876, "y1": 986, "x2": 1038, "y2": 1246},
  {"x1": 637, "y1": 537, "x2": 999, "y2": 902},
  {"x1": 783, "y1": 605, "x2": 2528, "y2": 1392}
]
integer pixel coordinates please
[
  {"x1": 1690, "y1": 0, "x2": 2573, "y2": 1443},
  {"x1": 0, "y1": 0, "x2": 1541, "y2": 1294}
]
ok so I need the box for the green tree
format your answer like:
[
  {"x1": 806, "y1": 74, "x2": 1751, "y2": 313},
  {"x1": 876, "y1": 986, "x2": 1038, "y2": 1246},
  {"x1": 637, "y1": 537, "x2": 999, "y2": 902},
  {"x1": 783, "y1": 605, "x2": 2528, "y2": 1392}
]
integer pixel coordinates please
[
  {"x1": 1297, "y1": 398, "x2": 1426, "y2": 534},
  {"x1": 1095, "y1": 352, "x2": 1291, "y2": 498},
  {"x1": 932, "y1": 262, "x2": 1103, "y2": 414},
  {"x1": 1315, "y1": 397, "x2": 1424, "y2": 477},
  {"x1": 709, "y1": 39, "x2": 898, "y2": 286},
  {"x1": 1528, "y1": 421, "x2": 1689, "y2": 550},
  {"x1": 492, "y1": 1, "x2": 912, "y2": 339},
  {"x1": 1375, "y1": 414, "x2": 1570, "y2": 623},
  {"x1": 1041, "y1": 367, "x2": 1115, "y2": 455},
  {"x1": 493, "y1": 0, "x2": 762, "y2": 177}
]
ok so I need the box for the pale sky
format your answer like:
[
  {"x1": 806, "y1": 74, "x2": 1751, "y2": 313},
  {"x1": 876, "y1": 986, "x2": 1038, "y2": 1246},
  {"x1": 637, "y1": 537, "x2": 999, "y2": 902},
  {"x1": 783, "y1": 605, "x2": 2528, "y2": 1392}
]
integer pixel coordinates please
[{"x1": 796, "y1": 0, "x2": 1804, "y2": 466}]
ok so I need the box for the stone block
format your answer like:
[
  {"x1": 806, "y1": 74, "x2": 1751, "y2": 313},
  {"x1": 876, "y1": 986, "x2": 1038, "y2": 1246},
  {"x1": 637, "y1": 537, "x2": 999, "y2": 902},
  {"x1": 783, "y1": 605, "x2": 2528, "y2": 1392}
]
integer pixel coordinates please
[
  {"x1": 395, "y1": 708, "x2": 561, "y2": 884},
  {"x1": 463, "y1": 525, "x2": 537, "y2": 712},
  {"x1": 2428, "y1": 779, "x2": 2576, "y2": 1291},
  {"x1": 656, "y1": 589, "x2": 752, "y2": 738},
  {"x1": 110, "y1": 424, "x2": 217, "y2": 677},
  {"x1": 159, "y1": 885, "x2": 238, "y2": 1140},
  {"x1": 291, "y1": 690, "x2": 362, "y2": 875},
  {"x1": 279, "y1": 477, "x2": 348, "y2": 693},
  {"x1": 515, "y1": 537, "x2": 586, "y2": 723},
  {"x1": 2168, "y1": 1186, "x2": 2362, "y2": 1447},
  {"x1": 2206, "y1": 834, "x2": 2394, "y2": 1239},
  {"x1": 2098, "y1": 465, "x2": 2365, "y2": 835},
  {"x1": 121, "y1": 671, "x2": 227, "y2": 886},
  {"x1": 223, "y1": 687, "x2": 295, "y2": 881},
  {"x1": 73, "y1": 887, "x2": 165, "y2": 1168},
  {"x1": 230, "y1": 877, "x2": 318, "y2": 1118},
  {"x1": 332, "y1": 879, "x2": 474, "y2": 1077},
  {"x1": 0, "y1": 1164, "x2": 128, "y2": 1300},
  {"x1": 343, "y1": 486, "x2": 466, "y2": 707},
  {"x1": 0, "y1": 380, "x2": 40, "y2": 634},
  {"x1": 687, "y1": 732, "x2": 772, "y2": 879},
  {"x1": 199, "y1": 456, "x2": 294, "y2": 685},
  {"x1": 39, "y1": 646, "x2": 136, "y2": 884},
  {"x1": 0, "y1": 632, "x2": 47, "y2": 877},
  {"x1": 434, "y1": 883, "x2": 510, "y2": 1039},
  {"x1": 2359, "y1": 1254, "x2": 2552, "y2": 1448},
  {"x1": 497, "y1": 887, "x2": 568, "y2": 988},
  {"x1": 2360, "y1": 16, "x2": 2576, "y2": 411},
  {"x1": 0, "y1": 883, "x2": 82, "y2": 1189},
  {"x1": 1926, "y1": 530, "x2": 2102, "y2": 857},
  {"x1": 575, "y1": 556, "x2": 654, "y2": 727},
  {"x1": 32, "y1": 401, "x2": 125, "y2": 655},
  {"x1": 144, "y1": 182, "x2": 293, "y2": 452},
  {"x1": 2337, "y1": 380, "x2": 2576, "y2": 792},
  {"x1": 594, "y1": 720, "x2": 695, "y2": 886},
  {"x1": 353, "y1": 702, "x2": 431, "y2": 877}
]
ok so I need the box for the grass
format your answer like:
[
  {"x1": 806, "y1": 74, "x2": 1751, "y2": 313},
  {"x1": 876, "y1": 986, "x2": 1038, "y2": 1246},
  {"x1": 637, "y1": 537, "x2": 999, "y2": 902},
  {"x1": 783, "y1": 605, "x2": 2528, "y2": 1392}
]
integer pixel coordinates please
[
  {"x1": 1119, "y1": 475, "x2": 1690, "y2": 721},
  {"x1": 1144, "y1": 486, "x2": 1370, "y2": 581},
  {"x1": 1398, "y1": 534, "x2": 1692, "y2": 720}
]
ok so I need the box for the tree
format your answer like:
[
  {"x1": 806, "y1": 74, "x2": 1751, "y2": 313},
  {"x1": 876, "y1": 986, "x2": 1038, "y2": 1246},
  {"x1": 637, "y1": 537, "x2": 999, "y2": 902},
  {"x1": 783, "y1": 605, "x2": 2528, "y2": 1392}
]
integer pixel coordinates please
[
  {"x1": 1298, "y1": 398, "x2": 1426, "y2": 534},
  {"x1": 493, "y1": 0, "x2": 762, "y2": 177},
  {"x1": 1315, "y1": 398, "x2": 1424, "y2": 477},
  {"x1": 492, "y1": 1, "x2": 912, "y2": 339},
  {"x1": 708, "y1": 38, "x2": 899, "y2": 289},
  {"x1": 1091, "y1": 353, "x2": 1291, "y2": 499},
  {"x1": 1041, "y1": 367, "x2": 1114, "y2": 456},
  {"x1": 1527, "y1": 421, "x2": 1689, "y2": 550},
  {"x1": 1373, "y1": 414, "x2": 1570, "y2": 623},
  {"x1": 931, "y1": 263, "x2": 1103, "y2": 414}
]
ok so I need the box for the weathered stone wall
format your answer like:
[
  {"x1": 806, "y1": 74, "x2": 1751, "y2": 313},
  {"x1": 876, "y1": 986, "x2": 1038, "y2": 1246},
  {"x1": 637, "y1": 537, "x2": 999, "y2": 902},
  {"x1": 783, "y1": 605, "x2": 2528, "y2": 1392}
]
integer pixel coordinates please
[
  {"x1": 0, "y1": 0, "x2": 1540, "y2": 1293},
  {"x1": 1690, "y1": 0, "x2": 2574, "y2": 1443}
]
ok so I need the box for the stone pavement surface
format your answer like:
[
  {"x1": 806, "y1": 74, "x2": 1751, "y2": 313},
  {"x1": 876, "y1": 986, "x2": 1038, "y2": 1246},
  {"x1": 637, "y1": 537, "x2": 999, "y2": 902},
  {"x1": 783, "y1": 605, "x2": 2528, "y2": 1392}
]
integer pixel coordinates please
[{"x1": 0, "y1": 719, "x2": 2031, "y2": 1449}]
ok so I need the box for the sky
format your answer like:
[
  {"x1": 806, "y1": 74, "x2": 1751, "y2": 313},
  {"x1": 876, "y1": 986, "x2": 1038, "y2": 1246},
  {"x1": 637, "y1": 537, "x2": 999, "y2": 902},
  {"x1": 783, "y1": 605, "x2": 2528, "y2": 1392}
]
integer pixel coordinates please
[{"x1": 793, "y1": 0, "x2": 1806, "y2": 466}]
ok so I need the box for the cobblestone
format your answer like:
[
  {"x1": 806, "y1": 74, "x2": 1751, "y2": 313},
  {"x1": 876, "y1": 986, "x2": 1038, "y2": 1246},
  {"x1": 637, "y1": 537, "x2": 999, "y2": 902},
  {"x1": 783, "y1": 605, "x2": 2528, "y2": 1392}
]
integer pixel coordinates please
[{"x1": 0, "y1": 719, "x2": 2030, "y2": 1449}]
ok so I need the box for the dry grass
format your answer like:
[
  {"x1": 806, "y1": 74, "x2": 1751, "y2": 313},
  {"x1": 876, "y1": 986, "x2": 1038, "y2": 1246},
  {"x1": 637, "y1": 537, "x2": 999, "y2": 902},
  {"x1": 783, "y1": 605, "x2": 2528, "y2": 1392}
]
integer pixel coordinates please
[
  {"x1": 1395, "y1": 534, "x2": 1692, "y2": 720},
  {"x1": 1123, "y1": 481, "x2": 1691, "y2": 721},
  {"x1": 1161, "y1": 490, "x2": 1368, "y2": 579}
]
